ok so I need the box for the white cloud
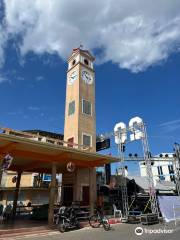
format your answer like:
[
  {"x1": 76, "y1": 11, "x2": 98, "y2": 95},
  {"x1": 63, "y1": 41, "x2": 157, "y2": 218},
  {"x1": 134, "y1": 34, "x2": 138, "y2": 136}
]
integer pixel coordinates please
[
  {"x1": 36, "y1": 75, "x2": 44, "y2": 81},
  {"x1": 28, "y1": 106, "x2": 40, "y2": 111},
  {"x1": 159, "y1": 119, "x2": 180, "y2": 132},
  {"x1": 0, "y1": 74, "x2": 6, "y2": 83},
  {"x1": 2, "y1": 0, "x2": 180, "y2": 72},
  {"x1": 0, "y1": 25, "x2": 7, "y2": 68},
  {"x1": 16, "y1": 76, "x2": 25, "y2": 81},
  {"x1": 7, "y1": 110, "x2": 23, "y2": 115}
]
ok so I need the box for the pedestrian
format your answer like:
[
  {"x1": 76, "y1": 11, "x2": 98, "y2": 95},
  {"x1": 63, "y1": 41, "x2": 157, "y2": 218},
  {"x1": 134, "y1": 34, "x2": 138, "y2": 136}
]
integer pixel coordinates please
[{"x1": 4, "y1": 203, "x2": 12, "y2": 221}]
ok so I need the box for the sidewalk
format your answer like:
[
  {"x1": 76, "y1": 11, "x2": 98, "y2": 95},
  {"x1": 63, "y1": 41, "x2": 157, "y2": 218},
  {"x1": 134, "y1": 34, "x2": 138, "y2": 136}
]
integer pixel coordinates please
[
  {"x1": 0, "y1": 219, "x2": 51, "y2": 238},
  {"x1": 0, "y1": 217, "x2": 122, "y2": 239}
]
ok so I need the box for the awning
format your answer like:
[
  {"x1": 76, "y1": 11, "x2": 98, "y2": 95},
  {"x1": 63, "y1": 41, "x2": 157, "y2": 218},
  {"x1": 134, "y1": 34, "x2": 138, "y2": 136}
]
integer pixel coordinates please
[{"x1": 0, "y1": 133, "x2": 119, "y2": 174}]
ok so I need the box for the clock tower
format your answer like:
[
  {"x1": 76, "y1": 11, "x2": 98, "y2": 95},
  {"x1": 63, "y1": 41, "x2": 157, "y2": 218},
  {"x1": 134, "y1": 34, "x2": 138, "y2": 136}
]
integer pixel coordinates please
[
  {"x1": 64, "y1": 48, "x2": 96, "y2": 152},
  {"x1": 63, "y1": 48, "x2": 96, "y2": 206}
]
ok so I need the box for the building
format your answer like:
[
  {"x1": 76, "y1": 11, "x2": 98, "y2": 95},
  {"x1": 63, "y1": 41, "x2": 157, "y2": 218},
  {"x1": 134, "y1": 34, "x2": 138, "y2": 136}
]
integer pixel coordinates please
[
  {"x1": 139, "y1": 153, "x2": 175, "y2": 182},
  {"x1": 63, "y1": 48, "x2": 97, "y2": 206}
]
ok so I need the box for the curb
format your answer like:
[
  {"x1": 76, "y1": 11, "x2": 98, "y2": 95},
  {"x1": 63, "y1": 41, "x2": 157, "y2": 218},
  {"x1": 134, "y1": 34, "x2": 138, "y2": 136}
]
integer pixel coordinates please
[
  {"x1": 0, "y1": 230, "x2": 53, "y2": 239},
  {"x1": 0, "y1": 218, "x2": 122, "y2": 239},
  {"x1": 0, "y1": 226, "x2": 50, "y2": 235}
]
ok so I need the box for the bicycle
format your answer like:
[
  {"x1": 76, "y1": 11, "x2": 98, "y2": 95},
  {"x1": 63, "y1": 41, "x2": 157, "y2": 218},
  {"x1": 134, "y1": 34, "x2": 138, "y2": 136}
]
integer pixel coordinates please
[{"x1": 89, "y1": 207, "x2": 110, "y2": 231}]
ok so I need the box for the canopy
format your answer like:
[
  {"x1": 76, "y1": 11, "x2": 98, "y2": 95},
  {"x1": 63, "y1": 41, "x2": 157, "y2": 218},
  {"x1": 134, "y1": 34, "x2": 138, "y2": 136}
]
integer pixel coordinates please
[{"x1": 0, "y1": 133, "x2": 119, "y2": 174}]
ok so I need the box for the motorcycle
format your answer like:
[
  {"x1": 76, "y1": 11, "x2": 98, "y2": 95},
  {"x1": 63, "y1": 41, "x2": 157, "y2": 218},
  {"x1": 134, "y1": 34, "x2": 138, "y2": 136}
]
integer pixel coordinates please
[{"x1": 55, "y1": 206, "x2": 80, "y2": 233}]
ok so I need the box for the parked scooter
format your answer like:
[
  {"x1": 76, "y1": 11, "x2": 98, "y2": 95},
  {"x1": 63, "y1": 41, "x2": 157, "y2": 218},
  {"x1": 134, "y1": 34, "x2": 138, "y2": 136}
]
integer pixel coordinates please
[{"x1": 56, "y1": 206, "x2": 80, "y2": 233}]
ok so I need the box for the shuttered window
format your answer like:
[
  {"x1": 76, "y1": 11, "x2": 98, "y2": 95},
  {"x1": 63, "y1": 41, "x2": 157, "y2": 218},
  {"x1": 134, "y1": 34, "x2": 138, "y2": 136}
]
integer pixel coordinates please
[
  {"x1": 83, "y1": 134, "x2": 92, "y2": 147},
  {"x1": 82, "y1": 99, "x2": 92, "y2": 115},
  {"x1": 68, "y1": 101, "x2": 75, "y2": 116}
]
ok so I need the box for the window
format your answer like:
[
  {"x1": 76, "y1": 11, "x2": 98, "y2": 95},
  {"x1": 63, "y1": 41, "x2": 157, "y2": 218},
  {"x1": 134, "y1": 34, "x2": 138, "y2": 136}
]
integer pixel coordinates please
[
  {"x1": 72, "y1": 59, "x2": 76, "y2": 66},
  {"x1": 82, "y1": 99, "x2": 92, "y2": 115},
  {"x1": 168, "y1": 165, "x2": 175, "y2": 182},
  {"x1": 68, "y1": 101, "x2": 75, "y2": 116},
  {"x1": 157, "y1": 166, "x2": 163, "y2": 175},
  {"x1": 83, "y1": 134, "x2": 92, "y2": 147},
  {"x1": 157, "y1": 166, "x2": 165, "y2": 180},
  {"x1": 84, "y1": 59, "x2": 89, "y2": 65}
]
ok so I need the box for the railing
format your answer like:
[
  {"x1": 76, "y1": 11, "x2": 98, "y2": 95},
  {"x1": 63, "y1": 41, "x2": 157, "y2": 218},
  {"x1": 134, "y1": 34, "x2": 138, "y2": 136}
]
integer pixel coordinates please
[{"x1": 0, "y1": 127, "x2": 91, "y2": 151}]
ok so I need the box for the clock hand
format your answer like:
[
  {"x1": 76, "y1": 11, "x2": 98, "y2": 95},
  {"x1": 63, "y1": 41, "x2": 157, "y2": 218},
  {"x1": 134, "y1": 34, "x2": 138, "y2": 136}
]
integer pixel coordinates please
[{"x1": 85, "y1": 73, "x2": 89, "y2": 79}]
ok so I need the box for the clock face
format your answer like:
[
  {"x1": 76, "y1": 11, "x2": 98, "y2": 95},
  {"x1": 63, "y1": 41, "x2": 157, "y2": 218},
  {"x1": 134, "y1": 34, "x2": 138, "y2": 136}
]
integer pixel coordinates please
[
  {"x1": 81, "y1": 70, "x2": 93, "y2": 84},
  {"x1": 68, "y1": 71, "x2": 77, "y2": 85}
]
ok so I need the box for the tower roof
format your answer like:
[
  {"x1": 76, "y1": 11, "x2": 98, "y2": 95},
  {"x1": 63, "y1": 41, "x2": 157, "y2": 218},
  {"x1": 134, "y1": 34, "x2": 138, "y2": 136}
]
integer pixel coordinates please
[{"x1": 68, "y1": 47, "x2": 95, "y2": 61}]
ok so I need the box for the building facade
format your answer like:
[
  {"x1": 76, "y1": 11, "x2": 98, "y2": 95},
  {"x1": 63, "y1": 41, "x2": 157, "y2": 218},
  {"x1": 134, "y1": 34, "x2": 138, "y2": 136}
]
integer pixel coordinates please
[
  {"x1": 0, "y1": 171, "x2": 60, "y2": 206},
  {"x1": 63, "y1": 48, "x2": 97, "y2": 205},
  {"x1": 64, "y1": 48, "x2": 96, "y2": 151},
  {"x1": 139, "y1": 153, "x2": 175, "y2": 182}
]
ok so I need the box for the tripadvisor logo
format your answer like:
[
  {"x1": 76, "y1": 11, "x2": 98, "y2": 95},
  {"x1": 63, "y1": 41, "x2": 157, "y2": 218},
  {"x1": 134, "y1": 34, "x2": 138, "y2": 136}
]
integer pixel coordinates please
[{"x1": 135, "y1": 227, "x2": 143, "y2": 236}]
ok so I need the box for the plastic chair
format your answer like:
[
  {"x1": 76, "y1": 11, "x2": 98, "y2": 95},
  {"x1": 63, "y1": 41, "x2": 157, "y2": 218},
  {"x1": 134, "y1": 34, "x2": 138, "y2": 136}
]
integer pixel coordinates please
[{"x1": 113, "y1": 204, "x2": 122, "y2": 219}]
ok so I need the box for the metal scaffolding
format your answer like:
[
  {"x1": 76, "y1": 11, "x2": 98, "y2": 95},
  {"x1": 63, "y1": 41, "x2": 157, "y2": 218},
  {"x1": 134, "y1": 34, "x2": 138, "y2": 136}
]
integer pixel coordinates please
[
  {"x1": 110, "y1": 118, "x2": 180, "y2": 219},
  {"x1": 141, "y1": 123, "x2": 159, "y2": 215},
  {"x1": 174, "y1": 143, "x2": 180, "y2": 197},
  {"x1": 114, "y1": 117, "x2": 159, "y2": 217},
  {"x1": 117, "y1": 137, "x2": 128, "y2": 218}
]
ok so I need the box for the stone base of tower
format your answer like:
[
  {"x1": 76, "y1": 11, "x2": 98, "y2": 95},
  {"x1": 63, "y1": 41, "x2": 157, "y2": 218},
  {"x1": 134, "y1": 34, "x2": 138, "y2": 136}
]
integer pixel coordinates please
[{"x1": 62, "y1": 168, "x2": 96, "y2": 211}]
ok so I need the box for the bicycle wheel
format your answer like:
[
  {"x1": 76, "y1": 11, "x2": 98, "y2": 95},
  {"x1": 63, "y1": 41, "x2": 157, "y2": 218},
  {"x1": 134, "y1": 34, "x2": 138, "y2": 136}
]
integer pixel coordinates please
[
  {"x1": 89, "y1": 215, "x2": 101, "y2": 228},
  {"x1": 102, "y1": 217, "x2": 110, "y2": 231}
]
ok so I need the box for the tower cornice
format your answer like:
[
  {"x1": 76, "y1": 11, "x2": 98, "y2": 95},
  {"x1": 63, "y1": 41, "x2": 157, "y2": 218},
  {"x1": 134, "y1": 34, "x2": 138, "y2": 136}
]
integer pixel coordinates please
[
  {"x1": 67, "y1": 61, "x2": 95, "y2": 74},
  {"x1": 68, "y1": 48, "x2": 95, "y2": 62}
]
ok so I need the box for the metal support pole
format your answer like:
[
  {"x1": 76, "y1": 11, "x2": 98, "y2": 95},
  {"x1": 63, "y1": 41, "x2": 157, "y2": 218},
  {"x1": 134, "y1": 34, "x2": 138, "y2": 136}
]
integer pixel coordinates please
[
  {"x1": 0, "y1": 170, "x2": 3, "y2": 187},
  {"x1": 12, "y1": 171, "x2": 22, "y2": 218},
  {"x1": 48, "y1": 162, "x2": 57, "y2": 226},
  {"x1": 174, "y1": 143, "x2": 180, "y2": 197},
  {"x1": 0, "y1": 158, "x2": 3, "y2": 187},
  {"x1": 104, "y1": 164, "x2": 107, "y2": 185},
  {"x1": 73, "y1": 169, "x2": 79, "y2": 201},
  {"x1": 89, "y1": 167, "x2": 96, "y2": 215},
  {"x1": 117, "y1": 132, "x2": 128, "y2": 218}
]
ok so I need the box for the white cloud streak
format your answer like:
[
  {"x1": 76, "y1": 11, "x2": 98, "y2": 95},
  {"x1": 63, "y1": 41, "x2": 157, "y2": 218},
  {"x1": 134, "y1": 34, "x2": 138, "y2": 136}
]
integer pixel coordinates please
[
  {"x1": 0, "y1": 0, "x2": 180, "y2": 73},
  {"x1": 159, "y1": 119, "x2": 180, "y2": 132},
  {"x1": 0, "y1": 26, "x2": 7, "y2": 68},
  {"x1": 0, "y1": 74, "x2": 6, "y2": 83},
  {"x1": 36, "y1": 76, "x2": 44, "y2": 81},
  {"x1": 28, "y1": 106, "x2": 40, "y2": 111}
]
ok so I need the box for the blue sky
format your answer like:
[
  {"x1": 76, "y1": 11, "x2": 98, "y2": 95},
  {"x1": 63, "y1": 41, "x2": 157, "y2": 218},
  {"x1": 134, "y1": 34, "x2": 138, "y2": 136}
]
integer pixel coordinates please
[{"x1": 0, "y1": 1, "x2": 180, "y2": 175}]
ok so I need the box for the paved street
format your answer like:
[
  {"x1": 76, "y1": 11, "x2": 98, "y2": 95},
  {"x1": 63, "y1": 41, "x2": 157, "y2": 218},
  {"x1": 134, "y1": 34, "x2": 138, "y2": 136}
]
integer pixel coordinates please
[{"x1": 7, "y1": 222, "x2": 180, "y2": 240}]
